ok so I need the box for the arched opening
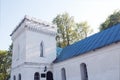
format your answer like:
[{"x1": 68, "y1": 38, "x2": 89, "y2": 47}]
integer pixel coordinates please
[
  {"x1": 61, "y1": 68, "x2": 66, "y2": 80},
  {"x1": 80, "y1": 63, "x2": 88, "y2": 80},
  {"x1": 13, "y1": 75, "x2": 16, "y2": 80},
  {"x1": 34, "y1": 72, "x2": 40, "y2": 80},
  {"x1": 40, "y1": 41, "x2": 44, "y2": 57},
  {"x1": 46, "y1": 71, "x2": 53, "y2": 80},
  {"x1": 18, "y1": 74, "x2": 21, "y2": 80}
]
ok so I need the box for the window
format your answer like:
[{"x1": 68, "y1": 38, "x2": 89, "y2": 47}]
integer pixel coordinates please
[
  {"x1": 34, "y1": 72, "x2": 40, "y2": 80},
  {"x1": 18, "y1": 74, "x2": 21, "y2": 80},
  {"x1": 13, "y1": 75, "x2": 16, "y2": 80},
  {"x1": 17, "y1": 44, "x2": 20, "y2": 60},
  {"x1": 61, "y1": 68, "x2": 66, "y2": 80},
  {"x1": 40, "y1": 41, "x2": 44, "y2": 57},
  {"x1": 41, "y1": 73, "x2": 46, "y2": 78},
  {"x1": 80, "y1": 63, "x2": 88, "y2": 80}
]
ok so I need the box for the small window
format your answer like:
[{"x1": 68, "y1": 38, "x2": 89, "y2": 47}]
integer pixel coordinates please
[
  {"x1": 80, "y1": 63, "x2": 88, "y2": 80},
  {"x1": 34, "y1": 72, "x2": 40, "y2": 80},
  {"x1": 13, "y1": 75, "x2": 16, "y2": 80},
  {"x1": 61, "y1": 68, "x2": 66, "y2": 80},
  {"x1": 40, "y1": 41, "x2": 44, "y2": 57},
  {"x1": 41, "y1": 73, "x2": 46, "y2": 78},
  {"x1": 18, "y1": 74, "x2": 21, "y2": 80}
]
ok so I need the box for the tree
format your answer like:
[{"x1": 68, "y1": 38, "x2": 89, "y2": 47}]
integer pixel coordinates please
[
  {"x1": 53, "y1": 13, "x2": 76, "y2": 47},
  {"x1": 0, "y1": 44, "x2": 12, "y2": 80},
  {"x1": 0, "y1": 50, "x2": 9, "y2": 80},
  {"x1": 53, "y1": 13, "x2": 93, "y2": 47},
  {"x1": 76, "y1": 21, "x2": 93, "y2": 41},
  {"x1": 100, "y1": 10, "x2": 120, "y2": 31}
]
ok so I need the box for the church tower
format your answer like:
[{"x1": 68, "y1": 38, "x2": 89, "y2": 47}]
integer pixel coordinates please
[{"x1": 10, "y1": 16, "x2": 57, "y2": 80}]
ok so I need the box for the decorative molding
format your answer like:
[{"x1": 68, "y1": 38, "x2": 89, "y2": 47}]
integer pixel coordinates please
[
  {"x1": 26, "y1": 25, "x2": 56, "y2": 36},
  {"x1": 25, "y1": 15, "x2": 56, "y2": 27},
  {"x1": 11, "y1": 62, "x2": 52, "y2": 71},
  {"x1": 10, "y1": 15, "x2": 57, "y2": 37}
]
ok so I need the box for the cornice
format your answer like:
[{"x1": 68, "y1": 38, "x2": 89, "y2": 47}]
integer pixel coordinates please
[
  {"x1": 10, "y1": 15, "x2": 57, "y2": 36},
  {"x1": 25, "y1": 15, "x2": 56, "y2": 27},
  {"x1": 26, "y1": 24, "x2": 56, "y2": 36},
  {"x1": 11, "y1": 62, "x2": 52, "y2": 71}
]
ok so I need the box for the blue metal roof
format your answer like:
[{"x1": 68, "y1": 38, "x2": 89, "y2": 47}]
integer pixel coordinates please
[
  {"x1": 56, "y1": 47, "x2": 63, "y2": 56},
  {"x1": 54, "y1": 23, "x2": 120, "y2": 63}
]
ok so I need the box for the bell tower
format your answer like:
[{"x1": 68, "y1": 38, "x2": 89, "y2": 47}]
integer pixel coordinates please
[{"x1": 10, "y1": 16, "x2": 56, "y2": 80}]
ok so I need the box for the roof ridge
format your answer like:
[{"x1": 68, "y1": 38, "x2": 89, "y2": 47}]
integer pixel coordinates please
[
  {"x1": 10, "y1": 15, "x2": 56, "y2": 36},
  {"x1": 24, "y1": 15, "x2": 55, "y2": 27}
]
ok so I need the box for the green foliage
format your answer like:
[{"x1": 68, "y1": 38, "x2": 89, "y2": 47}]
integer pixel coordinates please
[
  {"x1": 53, "y1": 13, "x2": 93, "y2": 47},
  {"x1": 76, "y1": 21, "x2": 93, "y2": 41},
  {"x1": 53, "y1": 13, "x2": 75, "y2": 47},
  {"x1": 100, "y1": 10, "x2": 120, "y2": 31},
  {"x1": 0, "y1": 50, "x2": 9, "y2": 80},
  {"x1": 0, "y1": 44, "x2": 12, "y2": 80}
]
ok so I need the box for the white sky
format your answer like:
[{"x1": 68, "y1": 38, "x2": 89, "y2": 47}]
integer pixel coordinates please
[{"x1": 0, "y1": 0, "x2": 120, "y2": 50}]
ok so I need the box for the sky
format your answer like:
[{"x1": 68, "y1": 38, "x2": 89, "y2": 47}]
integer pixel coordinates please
[{"x1": 0, "y1": 0, "x2": 120, "y2": 50}]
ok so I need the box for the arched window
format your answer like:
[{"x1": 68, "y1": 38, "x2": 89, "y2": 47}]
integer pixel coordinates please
[
  {"x1": 18, "y1": 74, "x2": 21, "y2": 80},
  {"x1": 34, "y1": 72, "x2": 40, "y2": 80},
  {"x1": 40, "y1": 41, "x2": 44, "y2": 57},
  {"x1": 80, "y1": 63, "x2": 88, "y2": 80},
  {"x1": 17, "y1": 44, "x2": 20, "y2": 60},
  {"x1": 61, "y1": 68, "x2": 66, "y2": 80},
  {"x1": 13, "y1": 75, "x2": 16, "y2": 80}
]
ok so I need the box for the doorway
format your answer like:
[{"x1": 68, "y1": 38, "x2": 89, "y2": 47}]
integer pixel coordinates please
[{"x1": 46, "y1": 71, "x2": 53, "y2": 80}]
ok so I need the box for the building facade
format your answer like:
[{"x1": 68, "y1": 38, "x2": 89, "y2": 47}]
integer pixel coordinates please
[{"x1": 10, "y1": 16, "x2": 120, "y2": 80}]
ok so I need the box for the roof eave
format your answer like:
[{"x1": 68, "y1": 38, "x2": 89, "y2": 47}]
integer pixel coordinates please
[{"x1": 10, "y1": 18, "x2": 26, "y2": 36}]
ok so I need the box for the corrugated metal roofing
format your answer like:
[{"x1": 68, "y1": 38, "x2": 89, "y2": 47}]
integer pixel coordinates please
[
  {"x1": 56, "y1": 47, "x2": 63, "y2": 56},
  {"x1": 54, "y1": 23, "x2": 120, "y2": 63}
]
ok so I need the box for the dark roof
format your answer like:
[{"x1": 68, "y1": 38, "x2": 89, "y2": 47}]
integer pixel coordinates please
[{"x1": 54, "y1": 23, "x2": 120, "y2": 63}]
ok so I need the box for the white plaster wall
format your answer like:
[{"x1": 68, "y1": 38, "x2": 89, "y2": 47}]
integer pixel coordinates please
[
  {"x1": 11, "y1": 64, "x2": 52, "y2": 80},
  {"x1": 11, "y1": 29, "x2": 26, "y2": 68},
  {"x1": 53, "y1": 42, "x2": 120, "y2": 80},
  {"x1": 11, "y1": 19, "x2": 56, "y2": 80},
  {"x1": 26, "y1": 30, "x2": 56, "y2": 64}
]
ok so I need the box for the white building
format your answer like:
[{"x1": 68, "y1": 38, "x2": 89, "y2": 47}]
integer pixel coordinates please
[{"x1": 10, "y1": 16, "x2": 120, "y2": 80}]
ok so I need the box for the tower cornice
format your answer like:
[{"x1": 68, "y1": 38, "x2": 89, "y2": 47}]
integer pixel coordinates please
[
  {"x1": 10, "y1": 15, "x2": 57, "y2": 36},
  {"x1": 10, "y1": 15, "x2": 57, "y2": 41},
  {"x1": 25, "y1": 23, "x2": 56, "y2": 36}
]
